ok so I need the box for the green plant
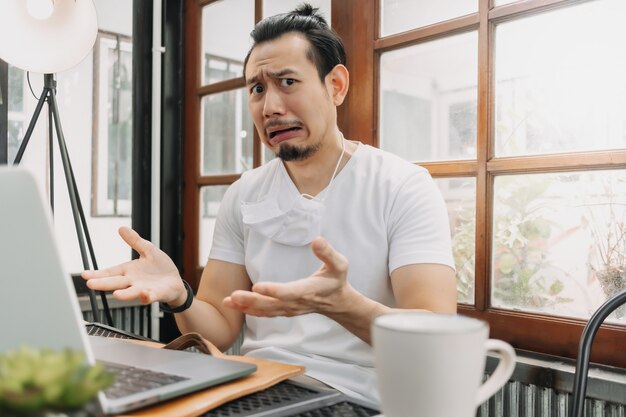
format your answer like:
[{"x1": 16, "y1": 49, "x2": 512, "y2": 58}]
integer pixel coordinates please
[
  {"x1": 0, "y1": 346, "x2": 114, "y2": 414},
  {"x1": 492, "y1": 176, "x2": 572, "y2": 309},
  {"x1": 451, "y1": 199, "x2": 476, "y2": 304}
]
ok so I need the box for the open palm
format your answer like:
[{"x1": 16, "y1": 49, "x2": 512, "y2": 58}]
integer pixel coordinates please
[
  {"x1": 223, "y1": 237, "x2": 350, "y2": 317},
  {"x1": 81, "y1": 227, "x2": 185, "y2": 305}
]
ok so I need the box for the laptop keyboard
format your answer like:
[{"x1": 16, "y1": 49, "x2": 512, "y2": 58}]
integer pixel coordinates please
[
  {"x1": 201, "y1": 381, "x2": 380, "y2": 417},
  {"x1": 85, "y1": 323, "x2": 151, "y2": 340},
  {"x1": 87, "y1": 325, "x2": 131, "y2": 339},
  {"x1": 102, "y1": 362, "x2": 189, "y2": 399}
]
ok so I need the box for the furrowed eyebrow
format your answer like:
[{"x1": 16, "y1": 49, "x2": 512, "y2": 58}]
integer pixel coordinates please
[
  {"x1": 246, "y1": 75, "x2": 260, "y2": 86},
  {"x1": 246, "y1": 69, "x2": 297, "y2": 86}
]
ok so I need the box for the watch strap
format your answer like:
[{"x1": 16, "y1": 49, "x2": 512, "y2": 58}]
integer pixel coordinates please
[{"x1": 159, "y1": 280, "x2": 194, "y2": 313}]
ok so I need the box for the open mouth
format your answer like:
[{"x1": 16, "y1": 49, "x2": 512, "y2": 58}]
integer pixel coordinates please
[{"x1": 269, "y1": 126, "x2": 302, "y2": 139}]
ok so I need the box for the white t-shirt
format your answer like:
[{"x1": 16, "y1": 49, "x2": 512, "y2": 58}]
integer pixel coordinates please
[{"x1": 209, "y1": 143, "x2": 454, "y2": 403}]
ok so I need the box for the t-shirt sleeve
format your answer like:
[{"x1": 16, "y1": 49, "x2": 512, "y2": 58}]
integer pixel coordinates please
[
  {"x1": 387, "y1": 169, "x2": 455, "y2": 274},
  {"x1": 208, "y1": 180, "x2": 246, "y2": 265}
]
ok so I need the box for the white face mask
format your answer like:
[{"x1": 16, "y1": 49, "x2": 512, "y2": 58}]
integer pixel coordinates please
[
  {"x1": 241, "y1": 194, "x2": 325, "y2": 246},
  {"x1": 241, "y1": 137, "x2": 346, "y2": 247}
]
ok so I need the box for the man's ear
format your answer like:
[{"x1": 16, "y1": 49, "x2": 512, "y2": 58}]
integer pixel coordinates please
[{"x1": 325, "y1": 64, "x2": 349, "y2": 106}]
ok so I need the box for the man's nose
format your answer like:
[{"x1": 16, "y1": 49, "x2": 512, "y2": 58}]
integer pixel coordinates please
[{"x1": 263, "y1": 88, "x2": 285, "y2": 117}]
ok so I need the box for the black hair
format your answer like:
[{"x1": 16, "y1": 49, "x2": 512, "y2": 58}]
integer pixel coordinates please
[{"x1": 243, "y1": 3, "x2": 346, "y2": 82}]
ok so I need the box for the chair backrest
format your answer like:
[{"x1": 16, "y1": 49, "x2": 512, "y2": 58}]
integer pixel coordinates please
[{"x1": 570, "y1": 289, "x2": 626, "y2": 417}]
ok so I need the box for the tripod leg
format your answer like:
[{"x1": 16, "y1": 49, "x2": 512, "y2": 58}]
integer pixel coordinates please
[
  {"x1": 67, "y1": 149, "x2": 114, "y2": 326},
  {"x1": 49, "y1": 91, "x2": 114, "y2": 326},
  {"x1": 48, "y1": 102, "x2": 54, "y2": 212},
  {"x1": 47, "y1": 86, "x2": 102, "y2": 324}
]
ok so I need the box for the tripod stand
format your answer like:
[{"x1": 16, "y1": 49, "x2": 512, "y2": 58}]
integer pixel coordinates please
[{"x1": 14, "y1": 73, "x2": 113, "y2": 326}]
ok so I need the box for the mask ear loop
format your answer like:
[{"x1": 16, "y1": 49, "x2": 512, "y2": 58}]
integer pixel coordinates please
[{"x1": 301, "y1": 134, "x2": 346, "y2": 201}]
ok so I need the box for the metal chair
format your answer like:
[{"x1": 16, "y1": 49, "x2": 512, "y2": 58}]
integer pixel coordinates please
[{"x1": 570, "y1": 289, "x2": 626, "y2": 417}]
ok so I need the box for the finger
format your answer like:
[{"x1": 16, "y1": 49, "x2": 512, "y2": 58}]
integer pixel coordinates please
[
  {"x1": 81, "y1": 264, "x2": 128, "y2": 279},
  {"x1": 118, "y1": 226, "x2": 154, "y2": 257},
  {"x1": 230, "y1": 289, "x2": 277, "y2": 305},
  {"x1": 253, "y1": 281, "x2": 313, "y2": 301},
  {"x1": 226, "y1": 290, "x2": 283, "y2": 311},
  {"x1": 245, "y1": 308, "x2": 290, "y2": 318},
  {"x1": 85, "y1": 275, "x2": 129, "y2": 291},
  {"x1": 223, "y1": 296, "x2": 289, "y2": 317},
  {"x1": 311, "y1": 237, "x2": 348, "y2": 273},
  {"x1": 112, "y1": 286, "x2": 155, "y2": 304},
  {"x1": 224, "y1": 293, "x2": 310, "y2": 317}
]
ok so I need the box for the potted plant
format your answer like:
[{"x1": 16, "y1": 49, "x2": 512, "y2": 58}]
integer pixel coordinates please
[{"x1": 0, "y1": 346, "x2": 113, "y2": 416}]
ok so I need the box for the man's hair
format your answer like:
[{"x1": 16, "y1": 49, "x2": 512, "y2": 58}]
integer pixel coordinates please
[{"x1": 243, "y1": 3, "x2": 346, "y2": 82}]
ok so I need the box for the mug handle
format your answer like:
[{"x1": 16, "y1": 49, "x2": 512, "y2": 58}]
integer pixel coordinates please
[{"x1": 476, "y1": 339, "x2": 516, "y2": 406}]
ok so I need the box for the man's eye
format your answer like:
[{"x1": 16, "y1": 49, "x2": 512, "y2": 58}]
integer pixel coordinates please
[
  {"x1": 251, "y1": 85, "x2": 264, "y2": 95},
  {"x1": 281, "y1": 78, "x2": 296, "y2": 87}
]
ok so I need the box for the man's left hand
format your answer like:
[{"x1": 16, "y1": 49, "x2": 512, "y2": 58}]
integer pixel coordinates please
[{"x1": 222, "y1": 236, "x2": 351, "y2": 317}]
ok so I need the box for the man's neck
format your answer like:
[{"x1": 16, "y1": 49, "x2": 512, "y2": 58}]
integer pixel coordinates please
[{"x1": 283, "y1": 138, "x2": 356, "y2": 198}]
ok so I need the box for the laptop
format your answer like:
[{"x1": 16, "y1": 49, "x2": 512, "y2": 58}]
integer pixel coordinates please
[{"x1": 0, "y1": 168, "x2": 256, "y2": 414}]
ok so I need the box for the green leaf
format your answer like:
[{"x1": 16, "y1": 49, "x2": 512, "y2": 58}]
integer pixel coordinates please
[{"x1": 0, "y1": 346, "x2": 114, "y2": 412}]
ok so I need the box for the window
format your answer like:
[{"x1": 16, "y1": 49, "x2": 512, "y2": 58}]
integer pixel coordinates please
[
  {"x1": 201, "y1": 55, "x2": 252, "y2": 178},
  {"x1": 379, "y1": 32, "x2": 478, "y2": 161},
  {"x1": 92, "y1": 31, "x2": 133, "y2": 217},
  {"x1": 184, "y1": 0, "x2": 255, "y2": 283},
  {"x1": 339, "y1": 0, "x2": 626, "y2": 367}
]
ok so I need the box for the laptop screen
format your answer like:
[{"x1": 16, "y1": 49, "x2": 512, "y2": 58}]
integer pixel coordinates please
[{"x1": 0, "y1": 168, "x2": 94, "y2": 360}]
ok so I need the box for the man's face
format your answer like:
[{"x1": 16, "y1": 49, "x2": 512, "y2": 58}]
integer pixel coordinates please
[{"x1": 245, "y1": 33, "x2": 336, "y2": 161}]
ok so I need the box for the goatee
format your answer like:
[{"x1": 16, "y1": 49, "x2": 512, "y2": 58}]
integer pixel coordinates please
[{"x1": 277, "y1": 142, "x2": 321, "y2": 161}]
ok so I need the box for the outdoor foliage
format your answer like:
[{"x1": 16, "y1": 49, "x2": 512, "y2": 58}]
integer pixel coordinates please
[{"x1": 491, "y1": 176, "x2": 572, "y2": 309}]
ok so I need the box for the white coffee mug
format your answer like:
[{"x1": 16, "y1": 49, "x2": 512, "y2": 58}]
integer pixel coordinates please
[{"x1": 372, "y1": 312, "x2": 516, "y2": 417}]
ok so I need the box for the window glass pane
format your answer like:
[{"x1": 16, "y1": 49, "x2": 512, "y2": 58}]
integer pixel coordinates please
[
  {"x1": 263, "y1": 0, "x2": 331, "y2": 20},
  {"x1": 380, "y1": 32, "x2": 477, "y2": 162},
  {"x1": 494, "y1": 0, "x2": 626, "y2": 156},
  {"x1": 380, "y1": 0, "x2": 477, "y2": 37},
  {"x1": 492, "y1": 171, "x2": 626, "y2": 323},
  {"x1": 494, "y1": 0, "x2": 518, "y2": 5},
  {"x1": 205, "y1": 55, "x2": 244, "y2": 84},
  {"x1": 8, "y1": 66, "x2": 24, "y2": 112},
  {"x1": 201, "y1": 88, "x2": 254, "y2": 175},
  {"x1": 202, "y1": 0, "x2": 254, "y2": 85},
  {"x1": 7, "y1": 65, "x2": 25, "y2": 162},
  {"x1": 93, "y1": 33, "x2": 133, "y2": 217},
  {"x1": 199, "y1": 186, "x2": 230, "y2": 266},
  {"x1": 8, "y1": 120, "x2": 24, "y2": 162},
  {"x1": 435, "y1": 177, "x2": 476, "y2": 305}
]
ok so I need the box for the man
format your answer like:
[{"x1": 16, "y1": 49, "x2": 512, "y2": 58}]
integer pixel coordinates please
[{"x1": 83, "y1": 4, "x2": 457, "y2": 403}]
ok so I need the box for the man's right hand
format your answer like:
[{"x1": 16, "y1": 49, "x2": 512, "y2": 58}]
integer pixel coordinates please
[{"x1": 81, "y1": 226, "x2": 186, "y2": 306}]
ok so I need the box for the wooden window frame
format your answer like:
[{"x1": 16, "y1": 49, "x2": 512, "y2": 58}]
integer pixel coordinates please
[
  {"x1": 184, "y1": 0, "x2": 264, "y2": 289},
  {"x1": 184, "y1": 0, "x2": 626, "y2": 367},
  {"x1": 357, "y1": 0, "x2": 626, "y2": 367}
]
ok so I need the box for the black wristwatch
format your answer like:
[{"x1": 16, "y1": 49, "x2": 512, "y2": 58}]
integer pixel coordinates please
[{"x1": 159, "y1": 280, "x2": 194, "y2": 313}]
